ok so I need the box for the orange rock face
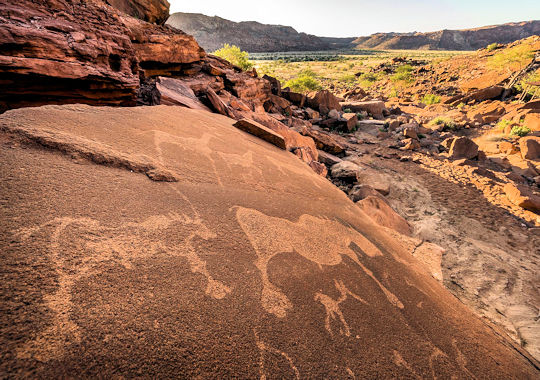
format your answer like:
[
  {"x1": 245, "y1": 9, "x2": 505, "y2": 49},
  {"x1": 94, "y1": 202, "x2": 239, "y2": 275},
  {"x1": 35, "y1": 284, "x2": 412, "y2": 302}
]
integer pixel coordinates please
[
  {"x1": 0, "y1": 0, "x2": 205, "y2": 112},
  {"x1": 0, "y1": 0, "x2": 140, "y2": 112},
  {"x1": 122, "y1": 15, "x2": 205, "y2": 77},
  {"x1": 105, "y1": 0, "x2": 170, "y2": 24}
]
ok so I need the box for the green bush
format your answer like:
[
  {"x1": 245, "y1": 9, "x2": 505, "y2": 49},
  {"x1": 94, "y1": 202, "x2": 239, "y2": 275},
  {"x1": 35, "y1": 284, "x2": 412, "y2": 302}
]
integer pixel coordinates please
[
  {"x1": 388, "y1": 87, "x2": 399, "y2": 98},
  {"x1": 510, "y1": 125, "x2": 531, "y2": 137},
  {"x1": 422, "y1": 94, "x2": 441, "y2": 105},
  {"x1": 486, "y1": 43, "x2": 501, "y2": 52},
  {"x1": 496, "y1": 119, "x2": 511, "y2": 132},
  {"x1": 429, "y1": 116, "x2": 456, "y2": 130},
  {"x1": 284, "y1": 69, "x2": 322, "y2": 93},
  {"x1": 358, "y1": 72, "x2": 378, "y2": 82},
  {"x1": 488, "y1": 44, "x2": 535, "y2": 71},
  {"x1": 213, "y1": 44, "x2": 253, "y2": 71},
  {"x1": 515, "y1": 70, "x2": 540, "y2": 97},
  {"x1": 391, "y1": 65, "x2": 414, "y2": 83},
  {"x1": 339, "y1": 74, "x2": 357, "y2": 83}
]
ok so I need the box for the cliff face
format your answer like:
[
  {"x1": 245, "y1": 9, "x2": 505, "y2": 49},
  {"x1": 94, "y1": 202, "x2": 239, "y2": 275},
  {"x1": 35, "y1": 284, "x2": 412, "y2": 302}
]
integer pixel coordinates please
[
  {"x1": 105, "y1": 0, "x2": 170, "y2": 24},
  {"x1": 167, "y1": 13, "x2": 540, "y2": 53},
  {"x1": 166, "y1": 12, "x2": 333, "y2": 52},
  {"x1": 353, "y1": 20, "x2": 540, "y2": 50},
  {"x1": 0, "y1": 0, "x2": 203, "y2": 112}
]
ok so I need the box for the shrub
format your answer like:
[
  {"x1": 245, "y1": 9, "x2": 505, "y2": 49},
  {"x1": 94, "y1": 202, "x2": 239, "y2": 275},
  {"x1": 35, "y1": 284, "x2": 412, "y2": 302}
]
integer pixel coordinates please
[
  {"x1": 339, "y1": 74, "x2": 357, "y2": 83},
  {"x1": 429, "y1": 116, "x2": 456, "y2": 130},
  {"x1": 486, "y1": 43, "x2": 501, "y2": 52},
  {"x1": 496, "y1": 119, "x2": 511, "y2": 132},
  {"x1": 343, "y1": 108, "x2": 352, "y2": 113},
  {"x1": 515, "y1": 70, "x2": 540, "y2": 97},
  {"x1": 213, "y1": 44, "x2": 254, "y2": 71},
  {"x1": 388, "y1": 87, "x2": 399, "y2": 98},
  {"x1": 456, "y1": 102, "x2": 466, "y2": 110},
  {"x1": 422, "y1": 94, "x2": 441, "y2": 105},
  {"x1": 358, "y1": 72, "x2": 377, "y2": 82},
  {"x1": 391, "y1": 65, "x2": 414, "y2": 83},
  {"x1": 510, "y1": 125, "x2": 531, "y2": 137},
  {"x1": 284, "y1": 69, "x2": 322, "y2": 93},
  {"x1": 488, "y1": 44, "x2": 535, "y2": 71}
]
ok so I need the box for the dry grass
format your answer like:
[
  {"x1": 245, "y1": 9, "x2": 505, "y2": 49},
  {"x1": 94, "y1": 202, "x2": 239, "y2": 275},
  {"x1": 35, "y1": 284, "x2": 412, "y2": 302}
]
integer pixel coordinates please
[{"x1": 254, "y1": 50, "x2": 466, "y2": 92}]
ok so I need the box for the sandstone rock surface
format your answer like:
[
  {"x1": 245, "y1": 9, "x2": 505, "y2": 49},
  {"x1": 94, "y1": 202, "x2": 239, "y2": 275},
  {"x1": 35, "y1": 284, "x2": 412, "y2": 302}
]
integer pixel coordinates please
[
  {"x1": 520, "y1": 136, "x2": 540, "y2": 160},
  {"x1": 0, "y1": 104, "x2": 537, "y2": 378},
  {"x1": 0, "y1": 0, "x2": 140, "y2": 111},
  {"x1": 0, "y1": 0, "x2": 205, "y2": 112},
  {"x1": 233, "y1": 119, "x2": 287, "y2": 150},
  {"x1": 106, "y1": 0, "x2": 170, "y2": 24},
  {"x1": 448, "y1": 137, "x2": 479, "y2": 159}
]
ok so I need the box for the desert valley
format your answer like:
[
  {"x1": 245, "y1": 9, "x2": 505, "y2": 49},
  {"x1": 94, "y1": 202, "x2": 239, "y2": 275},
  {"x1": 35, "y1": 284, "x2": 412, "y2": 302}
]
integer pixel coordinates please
[{"x1": 1, "y1": 0, "x2": 539, "y2": 378}]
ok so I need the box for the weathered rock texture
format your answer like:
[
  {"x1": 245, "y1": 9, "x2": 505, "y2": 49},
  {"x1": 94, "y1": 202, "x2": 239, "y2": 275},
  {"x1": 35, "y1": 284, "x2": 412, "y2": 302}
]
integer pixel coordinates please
[
  {"x1": 0, "y1": 0, "x2": 207, "y2": 112},
  {"x1": 0, "y1": 104, "x2": 538, "y2": 378},
  {"x1": 0, "y1": 0, "x2": 140, "y2": 112},
  {"x1": 353, "y1": 20, "x2": 540, "y2": 50},
  {"x1": 105, "y1": 0, "x2": 170, "y2": 24}
]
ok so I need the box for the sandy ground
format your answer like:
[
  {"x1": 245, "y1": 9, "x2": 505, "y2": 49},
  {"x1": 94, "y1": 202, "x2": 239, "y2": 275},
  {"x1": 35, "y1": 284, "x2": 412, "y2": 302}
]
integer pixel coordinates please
[{"x1": 345, "y1": 141, "x2": 540, "y2": 362}]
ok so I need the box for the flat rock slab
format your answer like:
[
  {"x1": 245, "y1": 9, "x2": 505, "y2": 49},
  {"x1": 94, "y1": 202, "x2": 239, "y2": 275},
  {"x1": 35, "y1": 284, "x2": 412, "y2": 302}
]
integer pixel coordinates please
[
  {"x1": 0, "y1": 105, "x2": 537, "y2": 378},
  {"x1": 233, "y1": 118, "x2": 287, "y2": 150}
]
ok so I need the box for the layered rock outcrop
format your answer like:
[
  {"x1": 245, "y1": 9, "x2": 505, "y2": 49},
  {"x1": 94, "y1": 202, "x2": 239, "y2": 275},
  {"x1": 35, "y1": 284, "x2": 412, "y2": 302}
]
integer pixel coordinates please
[
  {"x1": 105, "y1": 0, "x2": 170, "y2": 24},
  {"x1": 0, "y1": 0, "x2": 140, "y2": 112},
  {"x1": 0, "y1": 0, "x2": 208, "y2": 112}
]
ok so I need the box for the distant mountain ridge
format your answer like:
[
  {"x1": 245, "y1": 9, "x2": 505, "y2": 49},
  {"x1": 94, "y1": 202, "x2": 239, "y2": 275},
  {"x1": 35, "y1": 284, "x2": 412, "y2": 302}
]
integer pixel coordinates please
[
  {"x1": 353, "y1": 21, "x2": 540, "y2": 50},
  {"x1": 166, "y1": 13, "x2": 540, "y2": 52},
  {"x1": 166, "y1": 12, "x2": 339, "y2": 52}
]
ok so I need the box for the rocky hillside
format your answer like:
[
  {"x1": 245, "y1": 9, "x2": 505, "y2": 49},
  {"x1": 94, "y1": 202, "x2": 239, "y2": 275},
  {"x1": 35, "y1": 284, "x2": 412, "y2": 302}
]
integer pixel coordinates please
[
  {"x1": 353, "y1": 20, "x2": 540, "y2": 50},
  {"x1": 166, "y1": 13, "x2": 539, "y2": 53},
  {"x1": 166, "y1": 12, "x2": 335, "y2": 52}
]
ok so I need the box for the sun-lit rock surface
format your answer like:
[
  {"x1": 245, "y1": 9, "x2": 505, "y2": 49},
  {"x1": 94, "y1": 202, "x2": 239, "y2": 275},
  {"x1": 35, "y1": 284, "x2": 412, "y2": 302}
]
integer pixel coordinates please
[{"x1": 0, "y1": 104, "x2": 537, "y2": 378}]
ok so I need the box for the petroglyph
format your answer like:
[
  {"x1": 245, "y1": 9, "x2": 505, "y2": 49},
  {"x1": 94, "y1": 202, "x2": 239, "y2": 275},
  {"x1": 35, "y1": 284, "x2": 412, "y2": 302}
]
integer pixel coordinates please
[
  {"x1": 346, "y1": 367, "x2": 356, "y2": 379},
  {"x1": 315, "y1": 279, "x2": 368, "y2": 337},
  {"x1": 235, "y1": 207, "x2": 403, "y2": 318},
  {"x1": 254, "y1": 329, "x2": 300, "y2": 380},
  {"x1": 393, "y1": 350, "x2": 423, "y2": 379},
  {"x1": 452, "y1": 339, "x2": 478, "y2": 380},
  {"x1": 12, "y1": 213, "x2": 229, "y2": 362}
]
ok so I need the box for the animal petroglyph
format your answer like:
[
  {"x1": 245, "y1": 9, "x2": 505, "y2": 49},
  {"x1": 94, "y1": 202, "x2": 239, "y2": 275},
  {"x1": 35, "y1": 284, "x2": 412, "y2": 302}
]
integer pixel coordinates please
[
  {"x1": 13, "y1": 213, "x2": 229, "y2": 362},
  {"x1": 254, "y1": 329, "x2": 300, "y2": 380},
  {"x1": 235, "y1": 207, "x2": 403, "y2": 318},
  {"x1": 315, "y1": 279, "x2": 368, "y2": 337}
]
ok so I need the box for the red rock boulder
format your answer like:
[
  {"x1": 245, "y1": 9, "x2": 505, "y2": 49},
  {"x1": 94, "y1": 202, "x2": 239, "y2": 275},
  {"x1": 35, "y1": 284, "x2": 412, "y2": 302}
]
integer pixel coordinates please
[
  {"x1": 448, "y1": 137, "x2": 479, "y2": 159},
  {"x1": 357, "y1": 196, "x2": 413, "y2": 236},
  {"x1": 307, "y1": 90, "x2": 342, "y2": 115},
  {"x1": 340, "y1": 100, "x2": 387, "y2": 119},
  {"x1": 520, "y1": 136, "x2": 540, "y2": 160}
]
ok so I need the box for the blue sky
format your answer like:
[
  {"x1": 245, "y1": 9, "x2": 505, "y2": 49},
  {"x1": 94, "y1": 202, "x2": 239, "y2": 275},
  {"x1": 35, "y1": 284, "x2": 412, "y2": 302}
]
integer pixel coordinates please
[{"x1": 169, "y1": 0, "x2": 539, "y2": 37}]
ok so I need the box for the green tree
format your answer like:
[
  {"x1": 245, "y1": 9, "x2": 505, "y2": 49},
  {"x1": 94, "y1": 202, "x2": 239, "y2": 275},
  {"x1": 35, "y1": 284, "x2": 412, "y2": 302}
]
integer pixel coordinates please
[{"x1": 213, "y1": 44, "x2": 254, "y2": 71}]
